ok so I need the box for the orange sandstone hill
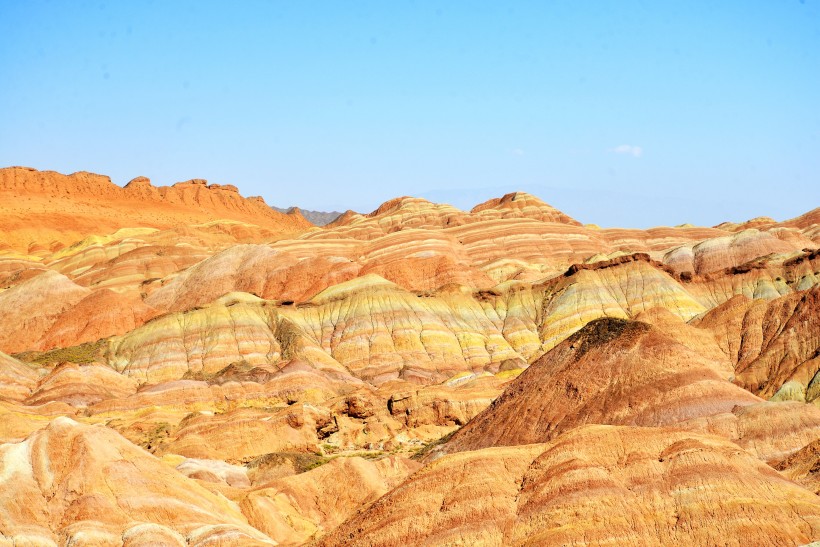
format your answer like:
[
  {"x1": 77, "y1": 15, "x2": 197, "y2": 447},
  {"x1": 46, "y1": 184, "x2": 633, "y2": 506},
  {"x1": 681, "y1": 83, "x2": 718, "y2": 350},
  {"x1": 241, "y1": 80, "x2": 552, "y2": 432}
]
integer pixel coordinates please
[
  {"x1": 0, "y1": 166, "x2": 310, "y2": 253},
  {"x1": 0, "y1": 166, "x2": 819, "y2": 545}
]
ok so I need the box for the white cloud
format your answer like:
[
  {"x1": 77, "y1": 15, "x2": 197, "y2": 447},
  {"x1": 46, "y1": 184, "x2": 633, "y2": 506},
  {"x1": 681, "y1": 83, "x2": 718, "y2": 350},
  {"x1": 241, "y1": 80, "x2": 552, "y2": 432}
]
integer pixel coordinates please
[
  {"x1": 610, "y1": 144, "x2": 643, "y2": 158},
  {"x1": 511, "y1": 148, "x2": 525, "y2": 156}
]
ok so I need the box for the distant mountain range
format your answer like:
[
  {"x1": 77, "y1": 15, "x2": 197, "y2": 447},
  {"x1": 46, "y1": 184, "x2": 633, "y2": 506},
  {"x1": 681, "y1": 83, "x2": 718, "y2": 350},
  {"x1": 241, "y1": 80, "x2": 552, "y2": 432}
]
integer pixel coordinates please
[{"x1": 271, "y1": 206, "x2": 343, "y2": 226}]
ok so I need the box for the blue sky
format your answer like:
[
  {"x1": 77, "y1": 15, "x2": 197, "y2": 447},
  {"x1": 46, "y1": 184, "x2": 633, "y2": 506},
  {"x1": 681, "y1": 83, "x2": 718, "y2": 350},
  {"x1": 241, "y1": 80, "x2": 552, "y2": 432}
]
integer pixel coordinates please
[{"x1": 1, "y1": 1, "x2": 818, "y2": 227}]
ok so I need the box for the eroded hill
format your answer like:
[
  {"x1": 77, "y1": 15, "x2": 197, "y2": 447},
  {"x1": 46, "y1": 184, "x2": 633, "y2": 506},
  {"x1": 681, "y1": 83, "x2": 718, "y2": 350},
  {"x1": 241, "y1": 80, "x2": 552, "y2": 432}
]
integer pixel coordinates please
[{"x1": 0, "y1": 167, "x2": 818, "y2": 545}]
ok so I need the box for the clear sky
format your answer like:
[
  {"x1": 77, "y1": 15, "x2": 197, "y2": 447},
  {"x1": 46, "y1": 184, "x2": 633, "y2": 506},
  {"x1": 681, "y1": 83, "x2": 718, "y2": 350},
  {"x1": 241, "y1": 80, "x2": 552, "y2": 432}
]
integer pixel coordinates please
[{"x1": 1, "y1": 1, "x2": 818, "y2": 227}]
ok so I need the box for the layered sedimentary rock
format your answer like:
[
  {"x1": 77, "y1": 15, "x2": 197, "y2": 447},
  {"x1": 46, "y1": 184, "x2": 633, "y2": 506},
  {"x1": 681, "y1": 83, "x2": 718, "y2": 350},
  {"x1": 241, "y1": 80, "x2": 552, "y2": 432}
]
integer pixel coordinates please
[
  {"x1": 106, "y1": 296, "x2": 345, "y2": 383},
  {"x1": 470, "y1": 191, "x2": 584, "y2": 224},
  {"x1": 633, "y1": 306, "x2": 735, "y2": 370},
  {"x1": 0, "y1": 271, "x2": 91, "y2": 353},
  {"x1": 694, "y1": 285, "x2": 820, "y2": 400},
  {"x1": 313, "y1": 190, "x2": 816, "y2": 291},
  {"x1": 39, "y1": 290, "x2": 158, "y2": 352},
  {"x1": 104, "y1": 257, "x2": 701, "y2": 383},
  {"x1": 0, "y1": 397, "x2": 84, "y2": 445},
  {"x1": 442, "y1": 318, "x2": 761, "y2": 454},
  {"x1": 0, "y1": 255, "x2": 46, "y2": 293},
  {"x1": 291, "y1": 275, "x2": 527, "y2": 383},
  {"x1": 0, "y1": 271, "x2": 158, "y2": 353},
  {"x1": 679, "y1": 401, "x2": 820, "y2": 461},
  {"x1": 783, "y1": 206, "x2": 820, "y2": 242},
  {"x1": 91, "y1": 363, "x2": 361, "y2": 418},
  {"x1": 140, "y1": 205, "x2": 817, "y2": 322},
  {"x1": 141, "y1": 244, "x2": 362, "y2": 312},
  {"x1": 532, "y1": 254, "x2": 707, "y2": 351},
  {"x1": 2, "y1": 169, "x2": 817, "y2": 355},
  {"x1": 0, "y1": 352, "x2": 38, "y2": 402},
  {"x1": 24, "y1": 362, "x2": 139, "y2": 407},
  {"x1": 0, "y1": 169, "x2": 818, "y2": 545},
  {"x1": 108, "y1": 277, "x2": 527, "y2": 384},
  {"x1": 57, "y1": 239, "x2": 210, "y2": 293},
  {"x1": 317, "y1": 426, "x2": 820, "y2": 546},
  {"x1": 159, "y1": 404, "x2": 334, "y2": 460},
  {"x1": 102, "y1": 257, "x2": 820, "y2": 398},
  {"x1": 680, "y1": 247, "x2": 820, "y2": 310},
  {"x1": 662, "y1": 228, "x2": 814, "y2": 275},
  {"x1": 385, "y1": 373, "x2": 511, "y2": 428},
  {"x1": 0, "y1": 417, "x2": 275, "y2": 545}
]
